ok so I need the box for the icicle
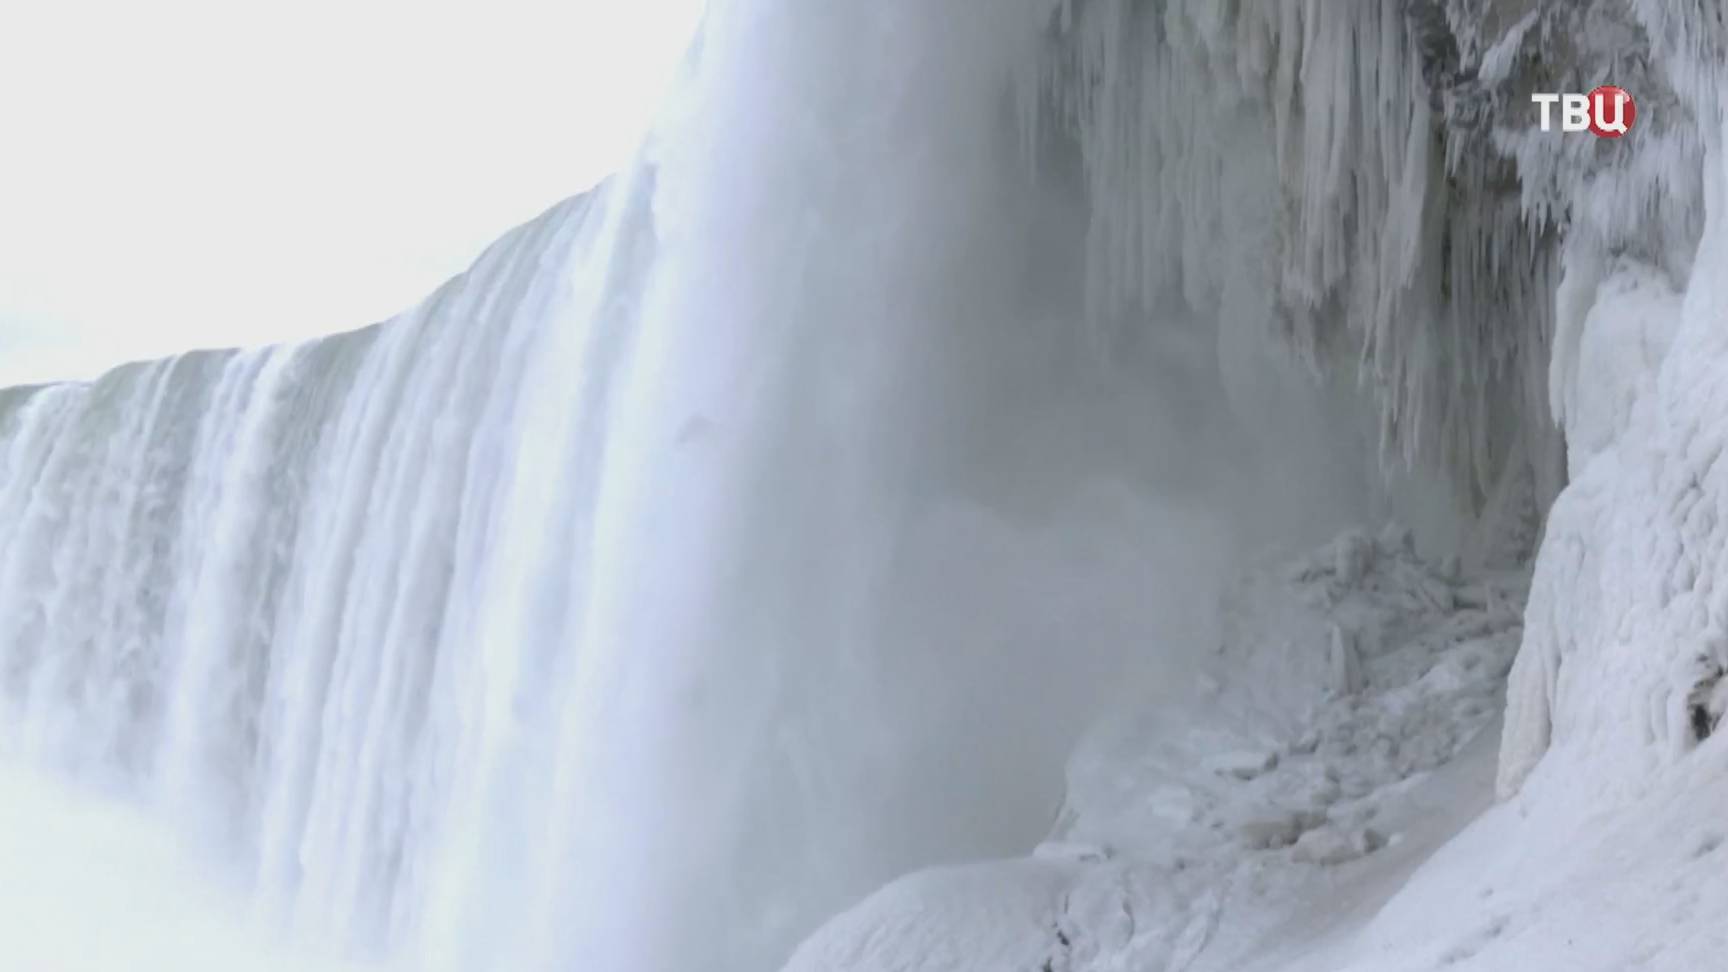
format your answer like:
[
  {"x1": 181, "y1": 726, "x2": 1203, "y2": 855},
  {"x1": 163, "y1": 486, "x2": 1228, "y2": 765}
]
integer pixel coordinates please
[{"x1": 1022, "y1": 0, "x2": 1718, "y2": 517}]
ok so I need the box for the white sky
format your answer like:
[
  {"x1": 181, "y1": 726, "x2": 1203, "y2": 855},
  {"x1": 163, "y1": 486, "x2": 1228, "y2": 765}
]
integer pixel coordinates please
[{"x1": 0, "y1": 0, "x2": 701, "y2": 388}]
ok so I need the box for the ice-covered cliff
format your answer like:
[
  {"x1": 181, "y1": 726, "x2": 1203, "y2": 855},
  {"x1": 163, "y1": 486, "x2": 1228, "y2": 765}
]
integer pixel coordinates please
[
  {"x1": 0, "y1": 1, "x2": 1724, "y2": 971},
  {"x1": 785, "y1": 2, "x2": 1728, "y2": 970}
]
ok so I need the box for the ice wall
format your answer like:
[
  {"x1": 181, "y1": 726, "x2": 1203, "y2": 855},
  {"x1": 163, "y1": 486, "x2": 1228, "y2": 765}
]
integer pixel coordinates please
[
  {"x1": 1021, "y1": 0, "x2": 1563, "y2": 521},
  {"x1": 1500, "y1": 28, "x2": 1728, "y2": 796}
]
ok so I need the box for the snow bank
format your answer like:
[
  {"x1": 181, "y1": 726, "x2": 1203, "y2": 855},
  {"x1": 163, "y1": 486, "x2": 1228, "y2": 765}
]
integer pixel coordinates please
[{"x1": 1314, "y1": 745, "x2": 1728, "y2": 971}]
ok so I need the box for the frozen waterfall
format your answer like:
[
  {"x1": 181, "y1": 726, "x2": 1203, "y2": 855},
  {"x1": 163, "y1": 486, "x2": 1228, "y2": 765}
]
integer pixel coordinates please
[
  {"x1": 0, "y1": 181, "x2": 655, "y2": 961},
  {"x1": 3, "y1": 1, "x2": 1721, "y2": 971},
  {"x1": 0, "y1": 3, "x2": 1403, "y2": 968}
]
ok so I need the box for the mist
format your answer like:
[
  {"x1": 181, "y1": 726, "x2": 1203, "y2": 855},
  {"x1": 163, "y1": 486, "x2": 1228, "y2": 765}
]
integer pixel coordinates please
[
  {"x1": 0, "y1": 761, "x2": 375, "y2": 972},
  {"x1": 561, "y1": 3, "x2": 1421, "y2": 967}
]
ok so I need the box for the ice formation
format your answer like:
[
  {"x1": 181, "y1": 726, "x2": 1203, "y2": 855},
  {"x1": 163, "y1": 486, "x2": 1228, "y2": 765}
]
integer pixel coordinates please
[
  {"x1": 1024, "y1": 0, "x2": 1562, "y2": 510},
  {"x1": 0, "y1": 1, "x2": 1726, "y2": 971},
  {"x1": 786, "y1": 2, "x2": 1728, "y2": 970}
]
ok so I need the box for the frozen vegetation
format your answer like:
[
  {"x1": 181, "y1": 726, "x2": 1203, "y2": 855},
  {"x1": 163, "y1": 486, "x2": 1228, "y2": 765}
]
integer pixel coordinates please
[{"x1": 0, "y1": 1, "x2": 1725, "y2": 971}]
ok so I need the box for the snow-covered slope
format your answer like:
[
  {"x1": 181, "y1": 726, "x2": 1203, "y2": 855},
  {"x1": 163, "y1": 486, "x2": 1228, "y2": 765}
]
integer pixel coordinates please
[{"x1": 784, "y1": 528, "x2": 1525, "y2": 972}]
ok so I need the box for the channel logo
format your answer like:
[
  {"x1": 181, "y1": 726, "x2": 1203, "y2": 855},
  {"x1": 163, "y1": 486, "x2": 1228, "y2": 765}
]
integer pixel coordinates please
[{"x1": 1531, "y1": 86, "x2": 1637, "y2": 138}]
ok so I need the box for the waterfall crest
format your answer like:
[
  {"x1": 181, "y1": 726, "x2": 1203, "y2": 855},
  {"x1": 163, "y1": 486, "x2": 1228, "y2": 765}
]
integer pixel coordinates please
[{"x1": 0, "y1": 181, "x2": 656, "y2": 960}]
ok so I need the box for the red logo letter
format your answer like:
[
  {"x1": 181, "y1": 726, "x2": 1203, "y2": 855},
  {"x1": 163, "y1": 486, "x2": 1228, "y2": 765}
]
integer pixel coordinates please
[{"x1": 1588, "y1": 85, "x2": 1636, "y2": 138}]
